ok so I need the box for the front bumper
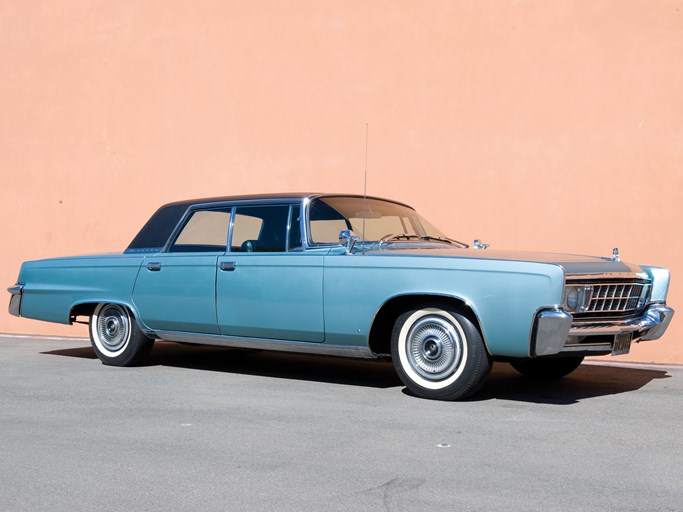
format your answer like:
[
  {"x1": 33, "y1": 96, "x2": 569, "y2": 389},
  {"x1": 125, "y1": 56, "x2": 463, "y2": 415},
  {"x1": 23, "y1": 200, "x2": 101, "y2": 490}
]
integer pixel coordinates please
[
  {"x1": 532, "y1": 303, "x2": 675, "y2": 357},
  {"x1": 7, "y1": 284, "x2": 24, "y2": 317}
]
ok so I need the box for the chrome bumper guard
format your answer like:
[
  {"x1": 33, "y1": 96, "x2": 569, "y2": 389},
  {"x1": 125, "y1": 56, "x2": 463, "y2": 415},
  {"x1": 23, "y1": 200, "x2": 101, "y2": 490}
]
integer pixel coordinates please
[
  {"x1": 532, "y1": 304, "x2": 675, "y2": 356},
  {"x1": 7, "y1": 284, "x2": 24, "y2": 317}
]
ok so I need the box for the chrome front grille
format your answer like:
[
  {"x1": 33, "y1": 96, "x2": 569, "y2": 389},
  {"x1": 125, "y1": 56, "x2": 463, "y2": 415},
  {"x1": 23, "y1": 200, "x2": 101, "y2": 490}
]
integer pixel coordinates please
[
  {"x1": 588, "y1": 282, "x2": 647, "y2": 313},
  {"x1": 565, "y1": 277, "x2": 651, "y2": 317}
]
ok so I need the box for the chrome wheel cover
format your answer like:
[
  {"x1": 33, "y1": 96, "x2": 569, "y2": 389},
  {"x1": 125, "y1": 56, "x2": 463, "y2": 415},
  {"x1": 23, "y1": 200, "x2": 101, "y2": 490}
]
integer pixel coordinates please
[
  {"x1": 406, "y1": 315, "x2": 463, "y2": 381},
  {"x1": 96, "y1": 304, "x2": 130, "y2": 352}
]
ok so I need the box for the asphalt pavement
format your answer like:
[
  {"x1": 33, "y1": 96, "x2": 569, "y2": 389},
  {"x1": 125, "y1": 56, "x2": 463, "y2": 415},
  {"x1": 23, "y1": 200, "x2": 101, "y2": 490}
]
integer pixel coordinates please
[{"x1": 1, "y1": 334, "x2": 681, "y2": 512}]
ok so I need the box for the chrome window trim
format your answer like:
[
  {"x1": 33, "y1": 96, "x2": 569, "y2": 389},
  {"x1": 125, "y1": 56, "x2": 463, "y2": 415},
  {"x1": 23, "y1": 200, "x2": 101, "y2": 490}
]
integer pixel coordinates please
[
  {"x1": 301, "y1": 197, "x2": 313, "y2": 250},
  {"x1": 285, "y1": 204, "x2": 305, "y2": 252},
  {"x1": 285, "y1": 204, "x2": 293, "y2": 252},
  {"x1": 227, "y1": 206, "x2": 236, "y2": 251},
  {"x1": 160, "y1": 197, "x2": 311, "y2": 254},
  {"x1": 298, "y1": 202, "x2": 309, "y2": 250}
]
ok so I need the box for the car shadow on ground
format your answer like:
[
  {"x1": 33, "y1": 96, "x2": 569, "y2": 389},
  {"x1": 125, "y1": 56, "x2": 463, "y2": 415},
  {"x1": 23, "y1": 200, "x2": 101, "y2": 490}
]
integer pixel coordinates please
[
  {"x1": 42, "y1": 341, "x2": 670, "y2": 403},
  {"x1": 42, "y1": 342, "x2": 402, "y2": 389},
  {"x1": 471, "y1": 362, "x2": 670, "y2": 405}
]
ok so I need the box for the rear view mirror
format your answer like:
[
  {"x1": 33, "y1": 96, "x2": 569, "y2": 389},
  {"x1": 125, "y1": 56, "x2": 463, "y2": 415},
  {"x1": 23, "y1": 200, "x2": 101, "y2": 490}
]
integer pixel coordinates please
[{"x1": 354, "y1": 210, "x2": 382, "y2": 219}]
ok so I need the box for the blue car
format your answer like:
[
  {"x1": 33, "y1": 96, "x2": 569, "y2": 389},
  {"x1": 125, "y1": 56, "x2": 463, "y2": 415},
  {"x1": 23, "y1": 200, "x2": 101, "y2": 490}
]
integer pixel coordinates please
[{"x1": 8, "y1": 193, "x2": 675, "y2": 400}]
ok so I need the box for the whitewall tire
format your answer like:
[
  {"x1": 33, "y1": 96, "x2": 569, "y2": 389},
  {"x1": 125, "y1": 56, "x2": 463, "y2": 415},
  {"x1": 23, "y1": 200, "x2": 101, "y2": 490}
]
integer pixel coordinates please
[
  {"x1": 89, "y1": 303, "x2": 154, "y2": 366},
  {"x1": 391, "y1": 306, "x2": 491, "y2": 400}
]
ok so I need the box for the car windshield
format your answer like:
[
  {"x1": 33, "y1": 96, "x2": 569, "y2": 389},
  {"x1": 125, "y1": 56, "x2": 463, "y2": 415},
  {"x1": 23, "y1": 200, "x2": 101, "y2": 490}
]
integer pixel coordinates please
[{"x1": 308, "y1": 196, "x2": 464, "y2": 247}]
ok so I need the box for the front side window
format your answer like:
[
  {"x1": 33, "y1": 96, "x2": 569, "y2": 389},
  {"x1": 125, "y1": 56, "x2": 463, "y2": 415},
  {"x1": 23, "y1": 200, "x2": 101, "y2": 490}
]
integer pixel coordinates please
[
  {"x1": 169, "y1": 209, "x2": 231, "y2": 252},
  {"x1": 230, "y1": 205, "x2": 290, "y2": 252}
]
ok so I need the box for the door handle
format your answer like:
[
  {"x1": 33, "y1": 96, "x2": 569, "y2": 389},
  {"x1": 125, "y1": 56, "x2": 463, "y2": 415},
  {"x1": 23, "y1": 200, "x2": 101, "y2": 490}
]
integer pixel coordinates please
[
  {"x1": 147, "y1": 262, "x2": 161, "y2": 271},
  {"x1": 219, "y1": 261, "x2": 236, "y2": 271}
]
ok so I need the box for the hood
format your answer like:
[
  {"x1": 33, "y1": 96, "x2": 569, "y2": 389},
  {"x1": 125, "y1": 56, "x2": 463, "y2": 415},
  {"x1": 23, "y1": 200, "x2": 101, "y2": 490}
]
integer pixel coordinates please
[{"x1": 363, "y1": 246, "x2": 644, "y2": 276}]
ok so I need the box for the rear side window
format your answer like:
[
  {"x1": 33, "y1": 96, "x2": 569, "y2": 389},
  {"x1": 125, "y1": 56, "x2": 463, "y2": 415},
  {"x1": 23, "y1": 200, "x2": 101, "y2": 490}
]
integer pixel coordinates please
[{"x1": 169, "y1": 209, "x2": 231, "y2": 253}]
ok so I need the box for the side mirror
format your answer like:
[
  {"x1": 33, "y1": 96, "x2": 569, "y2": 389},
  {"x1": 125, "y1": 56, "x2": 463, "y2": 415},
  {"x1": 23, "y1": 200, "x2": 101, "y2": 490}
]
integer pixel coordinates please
[{"x1": 339, "y1": 230, "x2": 360, "y2": 254}]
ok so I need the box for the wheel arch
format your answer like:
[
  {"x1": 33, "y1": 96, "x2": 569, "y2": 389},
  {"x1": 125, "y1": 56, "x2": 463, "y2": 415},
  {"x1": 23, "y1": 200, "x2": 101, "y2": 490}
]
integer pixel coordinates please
[
  {"x1": 69, "y1": 300, "x2": 146, "y2": 331},
  {"x1": 368, "y1": 293, "x2": 489, "y2": 357}
]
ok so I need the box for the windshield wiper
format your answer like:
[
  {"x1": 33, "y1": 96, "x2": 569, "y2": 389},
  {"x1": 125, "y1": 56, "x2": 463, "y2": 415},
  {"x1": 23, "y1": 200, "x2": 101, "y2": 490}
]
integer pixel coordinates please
[
  {"x1": 376, "y1": 233, "x2": 420, "y2": 248},
  {"x1": 420, "y1": 235, "x2": 469, "y2": 249},
  {"x1": 380, "y1": 233, "x2": 421, "y2": 242},
  {"x1": 377, "y1": 233, "x2": 469, "y2": 249}
]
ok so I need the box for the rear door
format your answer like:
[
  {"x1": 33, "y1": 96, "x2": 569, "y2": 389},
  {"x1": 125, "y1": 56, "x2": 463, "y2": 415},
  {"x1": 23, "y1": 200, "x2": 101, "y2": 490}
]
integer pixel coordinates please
[{"x1": 132, "y1": 208, "x2": 230, "y2": 334}]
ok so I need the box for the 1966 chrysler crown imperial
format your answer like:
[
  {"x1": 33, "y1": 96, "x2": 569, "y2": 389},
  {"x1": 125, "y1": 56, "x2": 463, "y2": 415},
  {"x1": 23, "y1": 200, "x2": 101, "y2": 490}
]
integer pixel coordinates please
[{"x1": 7, "y1": 193, "x2": 675, "y2": 400}]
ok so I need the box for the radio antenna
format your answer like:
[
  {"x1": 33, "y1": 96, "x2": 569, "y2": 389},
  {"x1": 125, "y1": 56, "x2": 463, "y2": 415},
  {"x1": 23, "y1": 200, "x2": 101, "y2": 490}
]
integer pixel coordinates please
[{"x1": 362, "y1": 123, "x2": 368, "y2": 255}]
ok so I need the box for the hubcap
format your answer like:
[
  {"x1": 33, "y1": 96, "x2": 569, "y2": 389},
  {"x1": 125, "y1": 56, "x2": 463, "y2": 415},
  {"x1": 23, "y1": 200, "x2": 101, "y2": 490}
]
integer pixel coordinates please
[
  {"x1": 97, "y1": 305, "x2": 129, "y2": 352},
  {"x1": 422, "y1": 337, "x2": 443, "y2": 360},
  {"x1": 407, "y1": 315, "x2": 462, "y2": 380}
]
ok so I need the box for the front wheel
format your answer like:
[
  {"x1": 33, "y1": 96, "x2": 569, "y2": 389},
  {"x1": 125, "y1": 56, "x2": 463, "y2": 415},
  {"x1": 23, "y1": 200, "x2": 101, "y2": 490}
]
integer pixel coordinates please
[
  {"x1": 90, "y1": 303, "x2": 154, "y2": 366},
  {"x1": 509, "y1": 356, "x2": 584, "y2": 379},
  {"x1": 391, "y1": 306, "x2": 492, "y2": 401}
]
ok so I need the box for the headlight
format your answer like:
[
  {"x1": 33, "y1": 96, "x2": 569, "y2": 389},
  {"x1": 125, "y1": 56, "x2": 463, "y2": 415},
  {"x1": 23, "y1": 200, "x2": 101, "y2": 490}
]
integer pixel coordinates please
[{"x1": 563, "y1": 285, "x2": 593, "y2": 313}]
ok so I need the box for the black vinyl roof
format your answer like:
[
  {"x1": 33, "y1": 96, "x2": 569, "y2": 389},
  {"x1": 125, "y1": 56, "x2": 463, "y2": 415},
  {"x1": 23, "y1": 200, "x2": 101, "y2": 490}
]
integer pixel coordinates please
[
  {"x1": 158, "y1": 192, "x2": 319, "y2": 208},
  {"x1": 156, "y1": 192, "x2": 411, "y2": 209}
]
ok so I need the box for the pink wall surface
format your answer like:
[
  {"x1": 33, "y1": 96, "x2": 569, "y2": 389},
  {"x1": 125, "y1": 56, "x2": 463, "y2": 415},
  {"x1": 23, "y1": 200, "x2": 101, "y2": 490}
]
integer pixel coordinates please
[{"x1": 1, "y1": 1, "x2": 681, "y2": 362}]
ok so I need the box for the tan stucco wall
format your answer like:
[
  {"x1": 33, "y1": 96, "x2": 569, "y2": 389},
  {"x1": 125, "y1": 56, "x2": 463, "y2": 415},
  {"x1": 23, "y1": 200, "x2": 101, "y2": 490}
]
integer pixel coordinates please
[{"x1": 1, "y1": 1, "x2": 681, "y2": 362}]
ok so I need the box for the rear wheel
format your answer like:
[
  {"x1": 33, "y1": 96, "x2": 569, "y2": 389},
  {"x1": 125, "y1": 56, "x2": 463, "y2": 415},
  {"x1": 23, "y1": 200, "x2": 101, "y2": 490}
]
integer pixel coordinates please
[
  {"x1": 89, "y1": 303, "x2": 154, "y2": 366},
  {"x1": 391, "y1": 305, "x2": 491, "y2": 400},
  {"x1": 509, "y1": 356, "x2": 584, "y2": 379}
]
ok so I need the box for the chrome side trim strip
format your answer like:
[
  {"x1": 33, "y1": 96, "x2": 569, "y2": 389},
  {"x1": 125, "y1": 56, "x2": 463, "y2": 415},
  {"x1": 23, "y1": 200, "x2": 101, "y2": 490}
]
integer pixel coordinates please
[
  {"x1": 7, "y1": 284, "x2": 24, "y2": 317},
  {"x1": 153, "y1": 330, "x2": 377, "y2": 359}
]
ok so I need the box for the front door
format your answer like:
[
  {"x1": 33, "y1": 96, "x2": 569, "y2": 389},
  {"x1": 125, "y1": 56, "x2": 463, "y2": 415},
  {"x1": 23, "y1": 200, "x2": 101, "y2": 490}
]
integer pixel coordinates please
[{"x1": 216, "y1": 204, "x2": 325, "y2": 342}]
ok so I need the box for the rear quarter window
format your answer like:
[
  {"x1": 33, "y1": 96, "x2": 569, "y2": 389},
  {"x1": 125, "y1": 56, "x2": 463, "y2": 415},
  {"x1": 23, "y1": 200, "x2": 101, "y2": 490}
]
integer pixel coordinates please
[{"x1": 125, "y1": 203, "x2": 189, "y2": 253}]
